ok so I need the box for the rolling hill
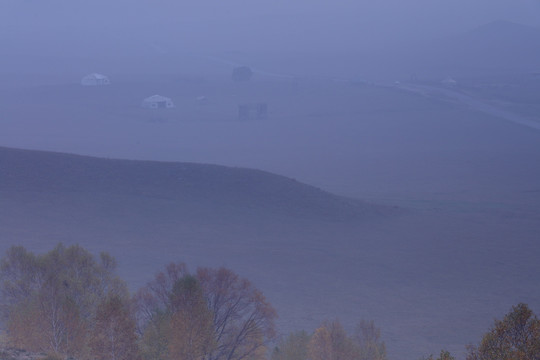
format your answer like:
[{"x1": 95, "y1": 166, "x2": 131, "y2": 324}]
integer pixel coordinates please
[
  {"x1": 0, "y1": 146, "x2": 384, "y2": 221},
  {"x1": 1, "y1": 105, "x2": 540, "y2": 360}
]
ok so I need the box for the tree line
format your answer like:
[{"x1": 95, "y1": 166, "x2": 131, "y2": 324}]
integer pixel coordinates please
[
  {"x1": 1, "y1": 244, "x2": 539, "y2": 360},
  {"x1": 0, "y1": 244, "x2": 275, "y2": 360},
  {"x1": 271, "y1": 319, "x2": 386, "y2": 360}
]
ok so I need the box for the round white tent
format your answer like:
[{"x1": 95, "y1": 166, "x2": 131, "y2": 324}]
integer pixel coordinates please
[
  {"x1": 81, "y1": 73, "x2": 110, "y2": 86},
  {"x1": 142, "y1": 95, "x2": 175, "y2": 109}
]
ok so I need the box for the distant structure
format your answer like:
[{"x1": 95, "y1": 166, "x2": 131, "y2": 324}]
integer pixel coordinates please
[
  {"x1": 232, "y1": 66, "x2": 253, "y2": 82},
  {"x1": 441, "y1": 77, "x2": 458, "y2": 87},
  {"x1": 238, "y1": 103, "x2": 267, "y2": 120},
  {"x1": 142, "y1": 95, "x2": 175, "y2": 109},
  {"x1": 81, "y1": 73, "x2": 110, "y2": 86}
]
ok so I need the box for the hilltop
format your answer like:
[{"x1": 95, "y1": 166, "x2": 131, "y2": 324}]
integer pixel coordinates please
[{"x1": 0, "y1": 146, "x2": 384, "y2": 221}]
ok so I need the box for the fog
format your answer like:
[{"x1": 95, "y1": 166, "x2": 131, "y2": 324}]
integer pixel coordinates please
[
  {"x1": 2, "y1": 1, "x2": 540, "y2": 47},
  {"x1": 1, "y1": 1, "x2": 540, "y2": 360},
  {"x1": 2, "y1": 1, "x2": 540, "y2": 79}
]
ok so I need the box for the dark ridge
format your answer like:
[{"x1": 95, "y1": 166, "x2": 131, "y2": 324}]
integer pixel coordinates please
[{"x1": 0, "y1": 146, "x2": 387, "y2": 221}]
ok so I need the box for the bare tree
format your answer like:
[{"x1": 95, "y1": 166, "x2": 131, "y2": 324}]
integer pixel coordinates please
[
  {"x1": 134, "y1": 262, "x2": 188, "y2": 331},
  {"x1": 197, "y1": 267, "x2": 277, "y2": 360},
  {"x1": 135, "y1": 264, "x2": 277, "y2": 360}
]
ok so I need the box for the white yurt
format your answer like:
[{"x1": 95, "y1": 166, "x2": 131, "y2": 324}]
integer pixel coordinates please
[
  {"x1": 142, "y1": 95, "x2": 175, "y2": 109},
  {"x1": 81, "y1": 73, "x2": 110, "y2": 86}
]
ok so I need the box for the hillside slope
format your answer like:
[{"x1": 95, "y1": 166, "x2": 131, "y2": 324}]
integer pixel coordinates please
[
  {"x1": 1, "y1": 147, "x2": 539, "y2": 360},
  {"x1": 0, "y1": 146, "x2": 383, "y2": 221}
]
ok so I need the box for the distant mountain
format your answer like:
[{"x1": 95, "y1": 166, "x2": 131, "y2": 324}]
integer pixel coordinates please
[{"x1": 0, "y1": 146, "x2": 382, "y2": 221}]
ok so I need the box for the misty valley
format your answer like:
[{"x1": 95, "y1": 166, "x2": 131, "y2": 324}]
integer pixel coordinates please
[{"x1": 1, "y1": 2, "x2": 540, "y2": 360}]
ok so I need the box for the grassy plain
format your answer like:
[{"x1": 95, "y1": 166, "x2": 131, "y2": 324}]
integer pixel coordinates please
[{"x1": 1, "y1": 78, "x2": 540, "y2": 359}]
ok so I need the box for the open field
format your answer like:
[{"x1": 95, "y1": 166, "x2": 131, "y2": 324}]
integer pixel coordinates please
[
  {"x1": 3, "y1": 77, "x2": 540, "y2": 202},
  {"x1": 1, "y1": 77, "x2": 540, "y2": 359}
]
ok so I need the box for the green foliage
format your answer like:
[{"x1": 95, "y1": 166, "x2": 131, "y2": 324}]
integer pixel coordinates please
[
  {"x1": 169, "y1": 274, "x2": 204, "y2": 311},
  {"x1": 466, "y1": 303, "x2": 540, "y2": 360}
]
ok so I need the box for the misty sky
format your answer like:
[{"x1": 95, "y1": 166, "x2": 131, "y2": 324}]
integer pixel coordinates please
[{"x1": 1, "y1": 0, "x2": 540, "y2": 56}]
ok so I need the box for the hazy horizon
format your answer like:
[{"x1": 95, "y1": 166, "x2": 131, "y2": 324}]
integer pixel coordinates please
[{"x1": 1, "y1": 1, "x2": 540, "y2": 58}]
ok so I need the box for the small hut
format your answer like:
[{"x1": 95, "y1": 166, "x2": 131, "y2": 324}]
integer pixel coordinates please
[
  {"x1": 238, "y1": 103, "x2": 267, "y2": 120},
  {"x1": 142, "y1": 95, "x2": 175, "y2": 109},
  {"x1": 81, "y1": 73, "x2": 110, "y2": 86}
]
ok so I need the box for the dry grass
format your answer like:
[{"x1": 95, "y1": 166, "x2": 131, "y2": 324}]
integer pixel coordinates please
[{"x1": 1, "y1": 80, "x2": 540, "y2": 360}]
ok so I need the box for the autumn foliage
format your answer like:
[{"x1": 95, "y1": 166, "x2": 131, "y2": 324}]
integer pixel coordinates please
[
  {"x1": 2, "y1": 245, "x2": 538, "y2": 360},
  {"x1": 466, "y1": 303, "x2": 540, "y2": 360},
  {"x1": 89, "y1": 295, "x2": 139, "y2": 360},
  {"x1": 135, "y1": 263, "x2": 277, "y2": 360},
  {"x1": 0, "y1": 247, "x2": 277, "y2": 360},
  {"x1": 272, "y1": 319, "x2": 386, "y2": 360},
  {"x1": 0, "y1": 244, "x2": 128, "y2": 359}
]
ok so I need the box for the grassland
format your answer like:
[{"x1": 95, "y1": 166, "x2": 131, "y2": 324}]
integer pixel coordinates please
[{"x1": 1, "y1": 78, "x2": 540, "y2": 360}]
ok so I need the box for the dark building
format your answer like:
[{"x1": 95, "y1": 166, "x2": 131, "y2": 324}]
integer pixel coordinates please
[
  {"x1": 238, "y1": 103, "x2": 267, "y2": 120},
  {"x1": 232, "y1": 66, "x2": 253, "y2": 82}
]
